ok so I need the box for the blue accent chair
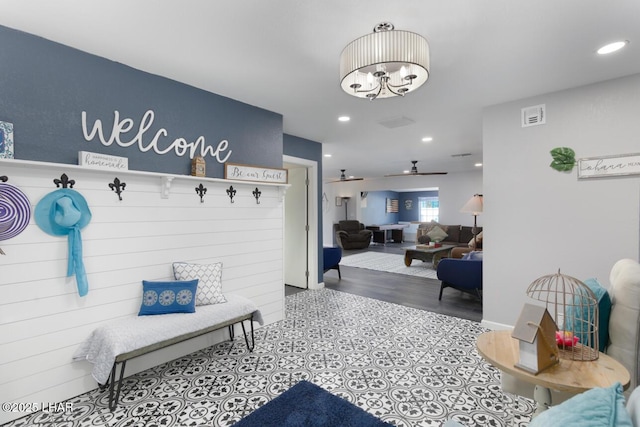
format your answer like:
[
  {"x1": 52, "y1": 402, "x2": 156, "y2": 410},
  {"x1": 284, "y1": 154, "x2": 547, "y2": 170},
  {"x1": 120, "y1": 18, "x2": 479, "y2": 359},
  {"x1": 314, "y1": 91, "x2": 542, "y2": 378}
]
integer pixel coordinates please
[
  {"x1": 436, "y1": 257, "x2": 483, "y2": 300},
  {"x1": 323, "y1": 247, "x2": 342, "y2": 279}
]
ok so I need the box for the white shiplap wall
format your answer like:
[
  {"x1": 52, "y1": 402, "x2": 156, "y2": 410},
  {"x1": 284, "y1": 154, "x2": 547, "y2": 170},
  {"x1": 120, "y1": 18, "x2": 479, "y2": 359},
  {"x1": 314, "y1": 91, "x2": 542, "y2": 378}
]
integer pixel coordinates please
[{"x1": 0, "y1": 159, "x2": 286, "y2": 424}]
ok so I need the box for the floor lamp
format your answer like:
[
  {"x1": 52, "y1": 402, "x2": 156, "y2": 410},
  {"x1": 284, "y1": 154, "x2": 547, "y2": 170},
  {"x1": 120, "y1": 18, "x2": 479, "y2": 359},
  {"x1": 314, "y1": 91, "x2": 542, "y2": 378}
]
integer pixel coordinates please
[
  {"x1": 460, "y1": 194, "x2": 483, "y2": 250},
  {"x1": 342, "y1": 197, "x2": 350, "y2": 220}
]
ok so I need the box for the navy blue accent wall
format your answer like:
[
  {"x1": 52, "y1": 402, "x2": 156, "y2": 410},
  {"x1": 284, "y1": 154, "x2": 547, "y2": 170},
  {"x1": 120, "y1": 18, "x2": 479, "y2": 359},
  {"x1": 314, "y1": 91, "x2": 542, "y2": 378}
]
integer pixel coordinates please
[
  {"x1": 0, "y1": 25, "x2": 282, "y2": 177},
  {"x1": 361, "y1": 190, "x2": 400, "y2": 225},
  {"x1": 283, "y1": 134, "x2": 323, "y2": 283},
  {"x1": 398, "y1": 190, "x2": 439, "y2": 222}
]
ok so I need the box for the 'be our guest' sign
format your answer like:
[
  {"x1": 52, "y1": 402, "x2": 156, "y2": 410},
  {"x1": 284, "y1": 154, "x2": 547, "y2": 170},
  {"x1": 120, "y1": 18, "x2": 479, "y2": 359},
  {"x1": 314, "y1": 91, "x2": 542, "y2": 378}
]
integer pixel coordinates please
[{"x1": 224, "y1": 163, "x2": 288, "y2": 184}]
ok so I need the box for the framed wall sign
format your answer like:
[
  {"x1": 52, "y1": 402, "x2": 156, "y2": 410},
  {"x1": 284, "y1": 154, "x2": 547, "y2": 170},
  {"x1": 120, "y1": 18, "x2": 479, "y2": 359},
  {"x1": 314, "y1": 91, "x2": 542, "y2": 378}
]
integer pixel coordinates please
[
  {"x1": 224, "y1": 162, "x2": 288, "y2": 184},
  {"x1": 78, "y1": 151, "x2": 128, "y2": 171},
  {"x1": 578, "y1": 153, "x2": 640, "y2": 179},
  {"x1": 386, "y1": 198, "x2": 399, "y2": 213}
]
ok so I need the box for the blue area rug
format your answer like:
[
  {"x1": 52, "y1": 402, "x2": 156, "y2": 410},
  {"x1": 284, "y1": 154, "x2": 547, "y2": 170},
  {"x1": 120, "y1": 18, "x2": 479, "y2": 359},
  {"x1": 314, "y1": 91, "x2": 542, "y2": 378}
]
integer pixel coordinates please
[{"x1": 232, "y1": 381, "x2": 393, "y2": 427}]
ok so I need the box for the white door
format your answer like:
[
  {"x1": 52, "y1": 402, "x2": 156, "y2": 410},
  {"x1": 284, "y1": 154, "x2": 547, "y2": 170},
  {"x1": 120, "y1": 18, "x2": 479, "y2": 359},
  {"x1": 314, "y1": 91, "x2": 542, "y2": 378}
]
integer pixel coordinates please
[{"x1": 284, "y1": 166, "x2": 308, "y2": 288}]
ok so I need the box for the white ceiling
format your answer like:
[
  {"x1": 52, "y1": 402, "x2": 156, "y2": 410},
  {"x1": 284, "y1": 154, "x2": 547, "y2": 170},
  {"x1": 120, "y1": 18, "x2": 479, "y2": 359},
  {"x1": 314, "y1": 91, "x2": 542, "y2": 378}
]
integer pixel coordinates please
[{"x1": 2, "y1": 1, "x2": 640, "y2": 181}]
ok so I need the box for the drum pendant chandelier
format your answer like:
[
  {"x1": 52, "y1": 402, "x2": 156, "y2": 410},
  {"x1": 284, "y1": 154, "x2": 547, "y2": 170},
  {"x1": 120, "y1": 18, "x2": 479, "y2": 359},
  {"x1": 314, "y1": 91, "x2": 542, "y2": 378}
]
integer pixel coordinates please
[{"x1": 340, "y1": 23, "x2": 430, "y2": 100}]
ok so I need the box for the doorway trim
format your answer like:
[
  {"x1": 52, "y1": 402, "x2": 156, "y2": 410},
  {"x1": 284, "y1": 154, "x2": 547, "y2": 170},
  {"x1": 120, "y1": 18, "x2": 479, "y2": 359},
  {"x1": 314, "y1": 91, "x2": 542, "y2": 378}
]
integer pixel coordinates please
[{"x1": 283, "y1": 155, "x2": 321, "y2": 290}]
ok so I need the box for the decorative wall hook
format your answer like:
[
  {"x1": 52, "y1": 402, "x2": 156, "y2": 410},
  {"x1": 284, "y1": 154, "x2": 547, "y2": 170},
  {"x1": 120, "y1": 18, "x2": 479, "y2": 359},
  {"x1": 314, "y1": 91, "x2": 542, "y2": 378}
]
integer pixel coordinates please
[
  {"x1": 54, "y1": 173, "x2": 75, "y2": 188},
  {"x1": 0, "y1": 176, "x2": 7, "y2": 182},
  {"x1": 253, "y1": 187, "x2": 262, "y2": 204},
  {"x1": 108, "y1": 177, "x2": 126, "y2": 201},
  {"x1": 195, "y1": 183, "x2": 207, "y2": 203},
  {"x1": 226, "y1": 185, "x2": 236, "y2": 203}
]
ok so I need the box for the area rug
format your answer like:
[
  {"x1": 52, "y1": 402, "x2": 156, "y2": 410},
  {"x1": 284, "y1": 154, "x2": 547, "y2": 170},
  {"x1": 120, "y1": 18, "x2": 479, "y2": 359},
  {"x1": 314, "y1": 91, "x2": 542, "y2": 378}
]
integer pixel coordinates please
[
  {"x1": 340, "y1": 251, "x2": 438, "y2": 279},
  {"x1": 232, "y1": 380, "x2": 393, "y2": 427}
]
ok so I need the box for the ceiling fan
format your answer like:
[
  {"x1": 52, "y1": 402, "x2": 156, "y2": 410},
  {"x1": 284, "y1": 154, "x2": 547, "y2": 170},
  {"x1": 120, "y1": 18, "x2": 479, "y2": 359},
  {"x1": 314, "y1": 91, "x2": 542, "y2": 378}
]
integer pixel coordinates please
[
  {"x1": 384, "y1": 161, "x2": 448, "y2": 177},
  {"x1": 328, "y1": 169, "x2": 365, "y2": 183}
]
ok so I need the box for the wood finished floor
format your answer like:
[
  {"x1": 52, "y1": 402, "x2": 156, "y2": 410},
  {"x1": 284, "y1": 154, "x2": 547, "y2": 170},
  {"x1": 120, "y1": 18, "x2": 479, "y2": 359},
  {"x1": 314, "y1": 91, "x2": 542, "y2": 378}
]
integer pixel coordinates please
[{"x1": 288, "y1": 242, "x2": 483, "y2": 323}]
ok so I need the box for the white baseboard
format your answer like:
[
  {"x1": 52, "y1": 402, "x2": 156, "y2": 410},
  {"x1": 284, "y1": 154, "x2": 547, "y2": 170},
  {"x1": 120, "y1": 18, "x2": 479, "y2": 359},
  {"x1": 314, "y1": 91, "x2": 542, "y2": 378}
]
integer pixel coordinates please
[{"x1": 480, "y1": 319, "x2": 513, "y2": 330}]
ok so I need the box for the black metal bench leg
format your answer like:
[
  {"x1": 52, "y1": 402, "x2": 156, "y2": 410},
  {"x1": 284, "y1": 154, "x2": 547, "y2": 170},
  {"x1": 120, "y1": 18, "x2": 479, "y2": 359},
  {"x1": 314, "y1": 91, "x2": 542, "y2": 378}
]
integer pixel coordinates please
[
  {"x1": 240, "y1": 315, "x2": 256, "y2": 352},
  {"x1": 108, "y1": 360, "x2": 127, "y2": 411},
  {"x1": 228, "y1": 324, "x2": 235, "y2": 340}
]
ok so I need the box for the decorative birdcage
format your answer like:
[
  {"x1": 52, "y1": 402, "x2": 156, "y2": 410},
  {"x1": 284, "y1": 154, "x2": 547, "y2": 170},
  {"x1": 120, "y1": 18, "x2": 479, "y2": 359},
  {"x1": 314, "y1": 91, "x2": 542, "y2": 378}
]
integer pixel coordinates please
[{"x1": 525, "y1": 270, "x2": 599, "y2": 361}]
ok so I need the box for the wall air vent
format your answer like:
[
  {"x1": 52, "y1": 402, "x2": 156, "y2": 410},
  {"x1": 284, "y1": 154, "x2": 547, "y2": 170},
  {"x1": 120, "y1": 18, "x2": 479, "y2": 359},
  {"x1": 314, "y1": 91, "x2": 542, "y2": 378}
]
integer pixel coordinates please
[
  {"x1": 451, "y1": 153, "x2": 472, "y2": 158},
  {"x1": 521, "y1": 104, "x2": 546, "y2": 127}
]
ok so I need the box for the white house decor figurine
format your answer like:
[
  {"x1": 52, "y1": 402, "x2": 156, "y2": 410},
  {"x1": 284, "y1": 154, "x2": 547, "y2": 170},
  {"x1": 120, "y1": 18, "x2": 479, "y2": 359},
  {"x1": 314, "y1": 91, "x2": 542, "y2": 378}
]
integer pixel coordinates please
[{"x1": 512, "y1": 303, "x2": 559, "y2": 375}]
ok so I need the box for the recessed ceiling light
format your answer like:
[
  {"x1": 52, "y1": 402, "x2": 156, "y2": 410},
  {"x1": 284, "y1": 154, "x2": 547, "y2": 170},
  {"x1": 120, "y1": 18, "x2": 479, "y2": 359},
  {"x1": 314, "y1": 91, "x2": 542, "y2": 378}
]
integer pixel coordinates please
[
  {"x1": 324, "y1": 154, "x2": 332, "y2": 158},
  {"x1": 597, "y1": 40, "x2": 628, "y2": 55},
  {"x1": 475, "y1": 163, "x2": 483, "y2": 167},
  {"x1": 421, "y1": 136, "x2": 433, "y2": 142},
  {"x1": 338, "y1": 116, "x2": 350, "y2": 122},
  {"x1": 403, "y1": 170, "x2": 410, "y2": 174}
]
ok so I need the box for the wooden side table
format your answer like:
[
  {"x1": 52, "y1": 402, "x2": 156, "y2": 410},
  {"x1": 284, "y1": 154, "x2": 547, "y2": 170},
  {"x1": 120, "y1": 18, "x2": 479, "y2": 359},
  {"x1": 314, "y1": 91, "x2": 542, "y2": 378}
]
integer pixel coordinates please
[{"x1": 477, "y1": 330, "x2": 630, "y2": 416}]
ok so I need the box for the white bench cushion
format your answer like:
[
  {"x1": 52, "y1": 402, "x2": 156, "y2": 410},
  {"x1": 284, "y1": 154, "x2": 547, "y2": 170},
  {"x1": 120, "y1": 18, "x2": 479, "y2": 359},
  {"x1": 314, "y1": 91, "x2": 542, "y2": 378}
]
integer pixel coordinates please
[{"x1": 73, "y1": 294, "x2": 263, "y2": 384}]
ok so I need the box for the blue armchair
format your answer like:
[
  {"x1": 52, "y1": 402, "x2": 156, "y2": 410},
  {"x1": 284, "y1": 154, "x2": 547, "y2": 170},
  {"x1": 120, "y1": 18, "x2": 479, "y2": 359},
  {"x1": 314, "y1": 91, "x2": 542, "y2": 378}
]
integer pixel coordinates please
[
  {"x1": 323, "y1": 246, "x2": 342, "y2": 279},
  {"x1": 436, "y1": 256, "x2": 482, "y2": 300}
]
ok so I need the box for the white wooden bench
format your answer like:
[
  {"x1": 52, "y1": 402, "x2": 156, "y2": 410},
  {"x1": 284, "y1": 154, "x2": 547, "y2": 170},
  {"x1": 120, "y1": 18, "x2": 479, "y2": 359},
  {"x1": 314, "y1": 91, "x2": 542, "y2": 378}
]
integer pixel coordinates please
[{"x1": 73, "y1": 294, "x2": 263, "y2": 410}]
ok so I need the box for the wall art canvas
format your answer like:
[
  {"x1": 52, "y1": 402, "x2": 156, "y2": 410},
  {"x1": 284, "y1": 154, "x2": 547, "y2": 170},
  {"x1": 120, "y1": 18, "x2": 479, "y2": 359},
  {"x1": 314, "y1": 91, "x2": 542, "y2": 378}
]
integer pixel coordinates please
[{"x1": 0, "y1": 121, "x2": 14, "y2": 159}]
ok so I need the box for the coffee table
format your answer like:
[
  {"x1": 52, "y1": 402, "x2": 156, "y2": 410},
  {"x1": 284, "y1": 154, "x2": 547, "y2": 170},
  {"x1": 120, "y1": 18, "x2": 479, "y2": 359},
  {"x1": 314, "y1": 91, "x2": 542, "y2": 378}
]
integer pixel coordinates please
[
  {"x1": 404, "y1": 244, "x2": 456, "y2": 268},
  {"x1": 477, "y1": 330, "x2": 630, "y2": 416}
]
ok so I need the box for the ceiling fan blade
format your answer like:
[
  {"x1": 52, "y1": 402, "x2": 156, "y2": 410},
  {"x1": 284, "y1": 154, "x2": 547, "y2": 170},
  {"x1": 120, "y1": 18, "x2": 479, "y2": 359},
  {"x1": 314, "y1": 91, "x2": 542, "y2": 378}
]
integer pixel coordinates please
[
  {"x1": 327, "y1": 169, "x2": 364, "y2": 183},
  {"x1": 384, "y1": 160, "x2": 447, "y2": 177},
  {"x1": 384, "y1": 172, "x2": 447, "y2": 177},
  {"x1": 327, "y1": 177, "x2": 365, "y2": 183},
  {"x1": 414, "y1": 172, "x2": 448, "y2": 176}
]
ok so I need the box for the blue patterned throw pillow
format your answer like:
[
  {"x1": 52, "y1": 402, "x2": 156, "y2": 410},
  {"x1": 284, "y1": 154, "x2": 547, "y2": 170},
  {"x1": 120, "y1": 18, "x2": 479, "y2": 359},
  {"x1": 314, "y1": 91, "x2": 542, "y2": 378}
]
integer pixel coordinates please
[{"x1": 138, "y1": 280, "x2": 198, "y2": 316}]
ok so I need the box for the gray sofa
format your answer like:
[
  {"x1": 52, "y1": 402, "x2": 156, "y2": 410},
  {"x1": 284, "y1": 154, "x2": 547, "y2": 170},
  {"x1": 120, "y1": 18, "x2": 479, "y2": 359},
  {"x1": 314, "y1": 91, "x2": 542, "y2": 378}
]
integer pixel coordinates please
[{"x1": 416, "y1": 221, "x2": 483, "y2": 256}]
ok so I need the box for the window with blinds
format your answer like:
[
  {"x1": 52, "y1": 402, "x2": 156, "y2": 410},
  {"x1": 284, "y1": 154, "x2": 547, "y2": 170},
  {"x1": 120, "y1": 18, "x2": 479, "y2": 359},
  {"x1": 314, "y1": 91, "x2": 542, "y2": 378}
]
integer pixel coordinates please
[{"x1": 418, "y1": 197, "x2": 439, "y2": 222}]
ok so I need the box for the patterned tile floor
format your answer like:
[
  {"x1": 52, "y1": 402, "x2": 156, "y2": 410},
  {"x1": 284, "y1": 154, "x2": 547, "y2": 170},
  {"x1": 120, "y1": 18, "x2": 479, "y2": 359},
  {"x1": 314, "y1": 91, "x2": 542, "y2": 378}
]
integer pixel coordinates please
[{"x1": 4, "y1": 289, "x2": 535, "y2": 427}]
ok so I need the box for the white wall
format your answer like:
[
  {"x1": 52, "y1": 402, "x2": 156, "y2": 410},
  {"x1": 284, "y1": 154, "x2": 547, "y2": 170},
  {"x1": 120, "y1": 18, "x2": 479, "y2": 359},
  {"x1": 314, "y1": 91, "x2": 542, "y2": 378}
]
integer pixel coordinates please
[
  {"x1": 322, "y1": 171, "x2": 483, "y2": 246},
  {"x1": 483, "y1": 73, "x2": 640, "y2": 329},
  {"x1": 0, "y1": 160, "x2": 286, "y2": 424}
]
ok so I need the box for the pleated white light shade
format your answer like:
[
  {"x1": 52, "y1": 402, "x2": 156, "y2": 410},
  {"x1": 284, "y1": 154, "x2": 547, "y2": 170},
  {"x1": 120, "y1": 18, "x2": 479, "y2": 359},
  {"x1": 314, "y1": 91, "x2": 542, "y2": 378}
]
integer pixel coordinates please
[{"x1": 340, "y1": 24, "x2": 430, "y2": 99}]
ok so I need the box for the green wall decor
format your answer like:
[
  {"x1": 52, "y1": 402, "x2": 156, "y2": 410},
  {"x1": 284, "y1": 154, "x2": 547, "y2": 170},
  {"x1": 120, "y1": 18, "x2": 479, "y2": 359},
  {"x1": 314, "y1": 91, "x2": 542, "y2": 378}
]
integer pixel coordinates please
[{"x1": 550, "y1": 147, "x2": 577, "y2": 172}]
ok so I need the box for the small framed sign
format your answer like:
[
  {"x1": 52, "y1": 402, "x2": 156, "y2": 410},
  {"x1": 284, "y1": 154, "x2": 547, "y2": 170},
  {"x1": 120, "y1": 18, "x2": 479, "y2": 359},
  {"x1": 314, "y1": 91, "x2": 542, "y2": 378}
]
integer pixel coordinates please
[
  {"x1": 224, "y1": 162, "x2": 288, "y2": 184},
  {"x1": 578, "y1": 153, "x2": 640, "y2": 179},
  {"x1": 78, "y1": 151, "x2": 129, "y2": 171}
]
